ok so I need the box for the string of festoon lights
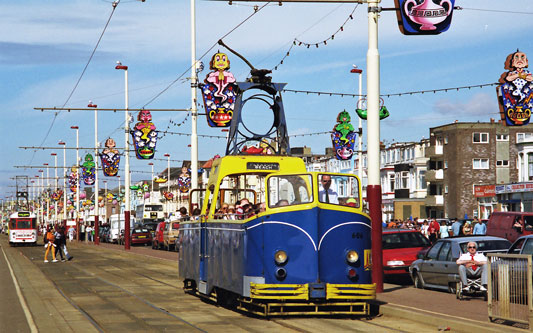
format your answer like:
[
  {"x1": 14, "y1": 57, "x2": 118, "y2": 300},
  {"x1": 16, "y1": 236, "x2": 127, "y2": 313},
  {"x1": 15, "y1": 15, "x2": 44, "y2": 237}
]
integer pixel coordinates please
[
  {"x1": 158, "y1": 112, "x2": 191, "y2": 139},
  {"x1": 283, "y1": 82, "x2": 499, "y2": 98},
  {"x1": 271, "y1": 4, "x2": 359, "y2": 72}
]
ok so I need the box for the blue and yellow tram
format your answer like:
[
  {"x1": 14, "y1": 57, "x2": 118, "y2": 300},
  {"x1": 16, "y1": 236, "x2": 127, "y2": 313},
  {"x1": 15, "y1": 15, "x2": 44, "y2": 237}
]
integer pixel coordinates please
[
  {"x1": 179, "y1": 155, "x2": 375, "y2": 316},
  {"x1": 8, "y1": 211, "x2": 38, "y2": 246}
]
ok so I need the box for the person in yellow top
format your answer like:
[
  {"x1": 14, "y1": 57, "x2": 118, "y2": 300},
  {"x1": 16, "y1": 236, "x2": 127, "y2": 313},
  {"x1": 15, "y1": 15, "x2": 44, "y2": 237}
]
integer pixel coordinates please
[{"x1": 43, "y1": 226, "x2": 57, "y2": 263}]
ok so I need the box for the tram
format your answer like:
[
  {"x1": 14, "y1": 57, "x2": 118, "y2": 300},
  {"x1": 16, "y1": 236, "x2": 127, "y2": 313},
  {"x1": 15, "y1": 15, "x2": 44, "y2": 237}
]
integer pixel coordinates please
[
  {"x1": 179, "y1": 155, "x2": 375, "y2": 316},
  {"x1": 8, "y1": 211, "x2": 38, "y2": 246}
]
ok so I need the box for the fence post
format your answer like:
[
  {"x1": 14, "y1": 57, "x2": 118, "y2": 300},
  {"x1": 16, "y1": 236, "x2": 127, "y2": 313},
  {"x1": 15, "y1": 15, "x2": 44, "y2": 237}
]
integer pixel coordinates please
[
  {"x1": 488, "y1": 255, "x2": 493, "y2": 320},
  {"x1": 528, "y1": 256, "x2": 533, "y2": 330}
]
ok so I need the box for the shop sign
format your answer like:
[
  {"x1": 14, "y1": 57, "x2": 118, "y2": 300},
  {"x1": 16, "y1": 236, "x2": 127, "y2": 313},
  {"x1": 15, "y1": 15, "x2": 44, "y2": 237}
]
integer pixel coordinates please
[{"x1": 474, "y1": 185, "x2": 495, "y2": 197}]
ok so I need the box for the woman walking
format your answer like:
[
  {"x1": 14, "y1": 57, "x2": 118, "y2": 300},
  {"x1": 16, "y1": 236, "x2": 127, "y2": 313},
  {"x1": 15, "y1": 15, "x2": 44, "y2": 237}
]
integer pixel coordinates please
[{"x1": 44, "y1": 226, "x2": 57, "y2": 263}]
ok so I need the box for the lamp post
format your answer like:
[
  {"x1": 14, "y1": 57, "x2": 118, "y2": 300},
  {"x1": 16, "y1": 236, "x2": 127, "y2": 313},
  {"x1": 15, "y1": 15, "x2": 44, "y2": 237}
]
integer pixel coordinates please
[
  {"x1": 164, "y1": 154, "x2": 170, "y2": 218},
  {"x1": 59, "y1": 141, "x2": 67, "y2": 224},
  {"x1": 115, "y1": 61, "x2": 131, "y2": 250},
  {"x1": 51, "y1": 153, "x2": 58, "y2": 223},
  {"x1": 366, "y1": 0, "x2": 383, "y2": 293},
  {"x1": 148, "y1": 162, "x2": 154, "y2": 204},
  {"x1": 71, "y1": 125, "x2": 80, "y2": 241},
  {"x1": 44, "y1": 162, "x2": 50, "y2": 225},
  {"x1": 38, "y1": 170, "x2": 44, "y2": 226},
  {"x1": 103, "y1": 180, "x2": 108, "y2": 225},
  {"x1": 34, "y1": 176, "x2": 40, "y2": 227},
  {"x1": 350, "y1": 66, "x2": 363, "y2": 181},
  {"x1": 88, "y1": 101, "x2": 100, "y2": 245},
  {"x1": 190, "y1": 0, "x2": 198, "y2": 191}
]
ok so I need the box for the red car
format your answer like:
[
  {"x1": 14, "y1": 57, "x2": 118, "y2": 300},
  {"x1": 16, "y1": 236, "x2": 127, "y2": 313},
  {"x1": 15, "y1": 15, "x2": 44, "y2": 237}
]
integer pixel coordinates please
[
  {"x1": 382, "y1": 229, "x2": 431, "y2": 276},
  {"x1": 119, "y1": 227, "x2": 153, "y2": 246}
]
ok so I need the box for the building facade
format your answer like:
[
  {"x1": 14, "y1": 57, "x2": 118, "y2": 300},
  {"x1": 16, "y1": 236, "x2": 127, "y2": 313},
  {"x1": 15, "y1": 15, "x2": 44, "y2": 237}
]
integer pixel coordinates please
[{"x1": 426, "y1": 120, "x2": 533, "y2": 219}]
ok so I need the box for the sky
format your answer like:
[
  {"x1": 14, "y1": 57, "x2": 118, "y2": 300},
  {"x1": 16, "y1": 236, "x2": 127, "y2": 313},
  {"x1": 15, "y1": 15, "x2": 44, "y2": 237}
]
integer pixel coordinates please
[{"x1": 1, "y1": 0, "x2": 533, "y2": 200}]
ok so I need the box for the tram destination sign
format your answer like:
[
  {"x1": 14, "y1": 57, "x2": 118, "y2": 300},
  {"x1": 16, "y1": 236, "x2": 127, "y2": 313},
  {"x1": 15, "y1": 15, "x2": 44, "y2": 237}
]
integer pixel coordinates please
[
  {"x1": 18, "y1": 212, "x2": 31, "y2": 217},
  {"x1": 246, "y1": 162, "x2": 280, "y2": 171}
]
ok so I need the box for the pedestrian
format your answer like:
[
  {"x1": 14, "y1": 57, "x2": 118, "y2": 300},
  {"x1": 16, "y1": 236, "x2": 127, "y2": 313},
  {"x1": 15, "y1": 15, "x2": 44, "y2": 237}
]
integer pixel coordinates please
[
  {"x1": 53, "y1": 225, "x2": 66, "y2": 262},
  {"x1": 43, "y1": 226, "x2": 58, "y2": 263},
  {"x1": 473, "y1": 219, "x2": 487, "y2": 235},
  {"x1": 462, "y1": 221, "x2": 473, "y2": 236},
  {"x1": 68, "y1": 226, "x2": 75, "y2": 242},
  {"x1": 59, "y1": 225, "x2": 73, "y2": 261},
  {"x1": 86, "y1": 224, "x2": 94, "y2": 242},
  {"x1": 451, "y1": 219, "x2": 462, "y2": 237},
  {"x1": 439, "y1": 221, "x2": 450, "y2": 238},
  {"x1": 428, "y1": 219, "x2": 440, "y2": 244},
  {"x1": 421, "y1": 220, "x2": 429, "y2": 239}
]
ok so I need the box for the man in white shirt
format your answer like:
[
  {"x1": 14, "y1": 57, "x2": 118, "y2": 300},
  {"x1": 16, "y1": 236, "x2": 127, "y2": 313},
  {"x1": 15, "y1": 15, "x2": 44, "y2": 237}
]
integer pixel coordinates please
[
  {"x1": 456, "y1": 241, "x2": 487, "y2": 291},
  {"x1": 318, "y1": 175, "x2": 338, "y2": 204}
]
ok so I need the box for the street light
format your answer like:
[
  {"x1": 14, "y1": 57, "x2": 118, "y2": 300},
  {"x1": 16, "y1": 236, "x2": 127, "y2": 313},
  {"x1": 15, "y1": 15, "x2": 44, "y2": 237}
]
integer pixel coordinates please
[
  {"x1": 351, "y1": 66, "x2": 363, "y2": 181},
  {"x1": 103, "y1": 180, "x2": 108, "y2": 225},
  {"x1": 71, "y1": 125, "x2": 80, "y2": 241},
  {"x1": 164, "y1": 154, "x2": 170, "y2": 218},
  {"x1": 88, "y1": 101, "x2": 100, "y2": 245},
  {"x1": 116, "y1": 61, "x2": 131, "y2": 250},
  {"x1": 148, "y1": 162, "x2": 154, "y2": 204},
  {"x1": 51, "y1": 152, "x2": 58, "y2": 223},
  {"x1": 44, "y1": 162, "x2": 50, "y2": 225},
  {"x1": 38, "y1": 170, "x2": 44, "y2": 226},
  {"x1": 58, "y1": 141, "x2": 67, "y2": 224}
]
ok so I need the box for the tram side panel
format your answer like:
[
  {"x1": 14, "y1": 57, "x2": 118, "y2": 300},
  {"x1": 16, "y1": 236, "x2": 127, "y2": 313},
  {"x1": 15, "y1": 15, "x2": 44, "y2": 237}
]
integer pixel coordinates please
[
  {"x1": 206, "y1": 222, "x2": 245, "y2": 295},
  {"x1": 317, "y1": 209, "x2": 372, "y2": 284},
  {"x1": 178, "y1": 222, "x2": 201, "y2": 285}
]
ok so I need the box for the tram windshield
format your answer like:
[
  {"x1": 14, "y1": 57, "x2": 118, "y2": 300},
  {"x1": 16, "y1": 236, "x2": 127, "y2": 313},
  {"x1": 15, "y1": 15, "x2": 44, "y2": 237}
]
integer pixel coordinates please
[
  {"x1": 318, "y1": 174, "x2": 360, "y2": 208},
  {"x1": 9, "y1": 219, "x2": 35, "y2": 229},
  {"x1": 268, "y1": 174, "x2": 313, "y2": 208}
]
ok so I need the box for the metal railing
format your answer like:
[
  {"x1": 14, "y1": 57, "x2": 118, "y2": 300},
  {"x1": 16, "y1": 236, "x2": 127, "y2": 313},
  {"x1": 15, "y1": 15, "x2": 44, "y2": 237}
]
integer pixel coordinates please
[{"x1": 487, "y1": 253, "x2": 533, "y2": 328}]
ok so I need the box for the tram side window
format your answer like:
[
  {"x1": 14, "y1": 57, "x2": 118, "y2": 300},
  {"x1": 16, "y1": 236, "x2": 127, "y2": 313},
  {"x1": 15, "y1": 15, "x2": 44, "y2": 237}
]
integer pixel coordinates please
[
  {"x1": 9, "y1": 220, "x2": 15, "y2": 229},
  {"x1": 268, "y1": 175, "x2": 313, "y2": 208},
  {"x1": 318, "y1": 174, "x2": 360, "y2": 208}
]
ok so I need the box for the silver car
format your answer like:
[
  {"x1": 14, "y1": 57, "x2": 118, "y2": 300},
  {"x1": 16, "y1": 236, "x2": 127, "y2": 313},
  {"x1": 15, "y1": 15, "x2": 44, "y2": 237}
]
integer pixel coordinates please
[{"x1": 409, "y1": 236, "x2": 511, "y2": 293}]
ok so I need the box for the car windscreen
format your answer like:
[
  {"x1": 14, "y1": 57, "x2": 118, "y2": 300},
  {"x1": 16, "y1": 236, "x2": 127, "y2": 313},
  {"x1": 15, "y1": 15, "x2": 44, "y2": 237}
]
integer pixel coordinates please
[
  {"x1": 459, "y1": 240, "x2": 511, "y2": 253},
  {"x1": 382, "y1": 232, "x2": 431, "y2": 249}
]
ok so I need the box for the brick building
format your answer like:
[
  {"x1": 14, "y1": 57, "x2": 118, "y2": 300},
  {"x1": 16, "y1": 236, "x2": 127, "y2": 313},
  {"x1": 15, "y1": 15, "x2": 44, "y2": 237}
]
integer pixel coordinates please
[{"x1": 425, "y1": 120, "x2": 533, "y2": 219}]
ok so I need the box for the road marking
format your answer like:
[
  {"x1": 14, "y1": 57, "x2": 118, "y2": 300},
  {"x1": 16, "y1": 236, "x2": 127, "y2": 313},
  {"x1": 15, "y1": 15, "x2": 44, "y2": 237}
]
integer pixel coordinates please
[{"x1": 1, "y1": 245, "x2": 38, "y2": 333}]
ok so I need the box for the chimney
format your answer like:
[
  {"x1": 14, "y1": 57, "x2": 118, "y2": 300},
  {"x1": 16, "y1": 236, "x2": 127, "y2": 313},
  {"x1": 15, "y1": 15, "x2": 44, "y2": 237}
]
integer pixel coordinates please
[{"x1": 490, "y1": 118, "x2": 494, "y2": 123}]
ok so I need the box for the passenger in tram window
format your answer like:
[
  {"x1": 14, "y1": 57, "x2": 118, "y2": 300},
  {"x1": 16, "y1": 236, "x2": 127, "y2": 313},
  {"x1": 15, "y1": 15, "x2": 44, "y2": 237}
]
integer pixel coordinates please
[
  {"x1": 226, "y1": 205, "x2": 236, "y2": 220},
  {"x1": 276, "y1": 199, "x2": 289, "y2": 207},
  {"x1": 259, "y1": 202, "x2": 266, "y2": 213},
  {"x1": 346, "y1": 198, "x2": 357, "y2": 207},
  {"x1": 235, "y1": 199, "x2": 250, "y2": 219}
]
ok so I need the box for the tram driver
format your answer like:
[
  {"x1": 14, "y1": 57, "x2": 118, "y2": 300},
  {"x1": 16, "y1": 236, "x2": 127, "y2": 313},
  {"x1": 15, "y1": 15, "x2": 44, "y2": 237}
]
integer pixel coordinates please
[{"x1": 319, "y1": 175, "x2": 338, "y2": 204}]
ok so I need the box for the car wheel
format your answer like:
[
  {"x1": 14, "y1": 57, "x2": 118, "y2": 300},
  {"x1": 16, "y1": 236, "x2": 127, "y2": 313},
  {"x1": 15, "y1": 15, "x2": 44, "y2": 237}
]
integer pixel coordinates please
[
  {"x1": 448, "y1": 282, "x2": 457, "y2": 294},
  {"x1": 413, "y1": 272, "x2": 424, "y2": 289}
]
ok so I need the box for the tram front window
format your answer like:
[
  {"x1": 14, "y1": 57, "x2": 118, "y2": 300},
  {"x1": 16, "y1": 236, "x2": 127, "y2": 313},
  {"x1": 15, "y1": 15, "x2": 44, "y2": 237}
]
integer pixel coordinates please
[
  {"x1": 268, "y1": 175, "x2": 313, "y2": 208},
  {"x1": 318, "y1": 174, "x2": 360, "y2": 208},
  {"x1": 17, "y1": 220, "x2": 32, "y2": 229}
]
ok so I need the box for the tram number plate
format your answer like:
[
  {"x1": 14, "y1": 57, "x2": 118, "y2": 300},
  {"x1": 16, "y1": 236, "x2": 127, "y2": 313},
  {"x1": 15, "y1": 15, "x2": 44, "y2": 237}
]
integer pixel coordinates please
[{"x1": 247, "y1": 162, "x2": 279, "y2": 171}]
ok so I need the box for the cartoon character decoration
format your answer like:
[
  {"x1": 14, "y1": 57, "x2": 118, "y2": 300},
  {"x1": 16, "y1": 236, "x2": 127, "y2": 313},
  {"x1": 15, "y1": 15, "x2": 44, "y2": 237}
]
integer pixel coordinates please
[
  {"x1": 200, "y1": 52, "x2": 237, "y2": 127},
  {"x1": 68, "y1": 166, "x2": 78, "y2": 193},
  {"x1": 331, "y1": 110, "x2": 357, "y2": 160},
  {"x1": 131, "y1": 110, "x2": 158, "y2": 159},
  {"x1": 497, "y1": 50, "x2": 533, "y2": 126},
  {"x1": 142, "y1": 181, "x2": 150, "y2": 193},
  {"x1": 51, "y1": 189, "x2": 63, "y2": 202},
  {"x1": 241, "y1": 139, "x2": 275, "y2": 155},
  {"x1": 163, "y1": 191, "x2": 174, "y2": 201},
  {"x1": 106, "y1": 192, "x2": 115, "y2": 203},
  {"x1": 154, "y1": 176, "x2": 167, "y2": 184},
  {"x1": 394, "y1": 0, "x2": 455, "y2": 35},
  {"x1": 177, "y1": 167, "x2": 191, "y2": 193},
  {"x1": 81, "y1": 153, "x2": 96, "y2": 185},
  {"x1": 100, "y1": 138, "x2": 120, "y2": 176}
]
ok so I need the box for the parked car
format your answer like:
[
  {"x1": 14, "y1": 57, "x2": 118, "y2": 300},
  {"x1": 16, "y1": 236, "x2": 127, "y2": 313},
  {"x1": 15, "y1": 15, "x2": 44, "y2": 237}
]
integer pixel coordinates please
[
  {"x1": 507, "y1": 234, "x2": 533, "y2": 255},
  {"x1": 163, "y1": 221, "x2": 180, "y2": 251},
  {"x1": 119, "y1": 227, "x2": 152, "y2": 246},
  {"x1": 409, "y1": 236, "x2": 511, "y2": 293},
  {"x1": 152, "y1": 221, "x2": 166, "y2": 250},
  {"x1": 486, "y1": 211, "x2": 533, "y2": 243},
  {"x1": 382, "y1": 229, "x2": 431, "y2": 276}
]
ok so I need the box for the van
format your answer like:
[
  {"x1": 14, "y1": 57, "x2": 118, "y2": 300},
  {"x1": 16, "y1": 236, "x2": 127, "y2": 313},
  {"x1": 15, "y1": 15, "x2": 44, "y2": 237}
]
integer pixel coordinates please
[
  {"x1": 163, "y1": 220, "x2": 180, "y2": 251},
  {"x1": 109, "y1": 214, "x2": 135, "y2": 243},
  {"x1": 486, "y1": 211, "x2": 533, "y2": 243}
]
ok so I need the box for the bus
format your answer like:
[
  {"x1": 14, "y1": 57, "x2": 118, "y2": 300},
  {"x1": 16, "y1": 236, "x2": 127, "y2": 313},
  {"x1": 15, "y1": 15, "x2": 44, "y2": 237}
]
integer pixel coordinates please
[
  {"x1": 9, "y1": 211, "x2": 38, "y2": 246},
  {"x1": 135, "y1": 204, "x2": 165, "y2": 234}
]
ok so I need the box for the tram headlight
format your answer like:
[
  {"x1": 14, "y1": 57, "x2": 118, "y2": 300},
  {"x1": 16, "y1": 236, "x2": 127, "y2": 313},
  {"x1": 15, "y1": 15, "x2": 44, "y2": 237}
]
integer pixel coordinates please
[
  {"x1": 274, "y1": 250, "x2": 288, "y2": 265},
  {"x1": 346, "y1": 250, "x2": 359, "y2": 264}
]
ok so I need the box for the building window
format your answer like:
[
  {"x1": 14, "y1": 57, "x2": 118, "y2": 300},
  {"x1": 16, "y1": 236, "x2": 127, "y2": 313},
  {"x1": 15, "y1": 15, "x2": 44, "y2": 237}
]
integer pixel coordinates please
[
  {"x1": 473, "y1": 158, "x2": 489, "y2": 169},
  {"x1": 473, "y1": 132, "x2": 489, "y2": 143},
  {"x1": 496, "y1": 160, "x2": 509, "y2": 167},
  {"x1": 398, "y1": 171, "x2": 409, "y2": 189},
  {"x1": 496, "y1": 134, "x2": 509, "y2": 141},
  {"x1": 389, "y1": 174, "x2": 395, "y2": 191},
  {"x1": 419, "y1": 170, "x2": 427, "y2": 190},
  {"x1": 444, "y1": 185, "x2": 448, "y2": 194},
  {"x1": 517, "y1": 133, "x2": 533, "y2": 142},
  {"x1": 444, "y1": 137, "x2": 448, "y2": 144},
  {"x1": 529, "y1": 154, "x2": 533, "y2": 180},
  {"x1": 444, "y1": 160, "x2": 448, "y2": 169}
]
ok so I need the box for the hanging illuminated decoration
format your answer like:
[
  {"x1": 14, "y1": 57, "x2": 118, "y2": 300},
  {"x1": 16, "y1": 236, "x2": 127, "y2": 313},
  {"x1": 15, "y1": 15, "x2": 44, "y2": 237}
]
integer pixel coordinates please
[
  {"x1": 200, "y1": 52, "x2": 237, "y2": 127},
  {"x1": 163, "y1": 191, "x2": 174, "y2": 201},
  {"x1": 154, "y1": 176, "x2": 167, "y2": 184},
  {"x1": 497, "y1": 50, "x2": 533, "y2": 126},
  {"x1": 51, "y1": 189, "x2": 63, "y2": 202},
  {"x1": 331, "y1": 110, "x2": 357, "y2": 160},
  {"x1": 355, "y1": 97, "x2": 390, "y2": 120},
  {"x1": 177, "y1": 167, "x2": 191, "y2": 193},
  {"x1": 100, "y1": 138, "x2": 120, "y2": 177},
  {"x1": 68, "y1": 166, "x2": 78, "y2": 193},
  {"x1": 142, "y1": 181, "x2": 150, "y2": 193},
  {"x1": 81, "y1": 153, "x2": 96, "y2": 185},
  {"x1": 131, "y1": 110, "x2": 158, "y2": 159},
  {"x1": 394, "y1": 0, "x2": 455, "y2": 35}
]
